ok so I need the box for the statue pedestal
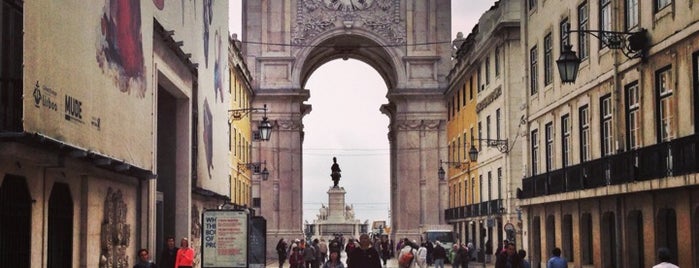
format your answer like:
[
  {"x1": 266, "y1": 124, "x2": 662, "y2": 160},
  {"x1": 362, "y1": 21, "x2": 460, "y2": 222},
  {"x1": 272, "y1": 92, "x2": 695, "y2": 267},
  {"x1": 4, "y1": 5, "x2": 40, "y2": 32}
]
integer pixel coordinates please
[{"x1": 326, "y1": 187, "x2": 346, "y2": 223}]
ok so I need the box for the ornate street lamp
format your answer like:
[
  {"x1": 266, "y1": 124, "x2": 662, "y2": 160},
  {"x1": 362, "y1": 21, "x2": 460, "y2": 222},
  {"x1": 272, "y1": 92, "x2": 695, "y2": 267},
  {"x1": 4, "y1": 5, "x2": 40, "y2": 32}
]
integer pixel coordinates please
[
  {"x1": 556, "y1": 24, "x2": 648, "y2": 83},
  {"x1": 229, "y1": 104, "x2": 273, "y2": 141}
]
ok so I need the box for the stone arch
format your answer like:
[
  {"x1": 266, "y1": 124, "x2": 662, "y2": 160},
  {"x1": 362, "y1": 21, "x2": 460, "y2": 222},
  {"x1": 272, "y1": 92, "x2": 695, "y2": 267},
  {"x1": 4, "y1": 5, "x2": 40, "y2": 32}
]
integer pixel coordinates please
[
  {"x1": 243, "y1": 1, "x2": 452, "y2": 255},
  {"x1": 291, "y1": 28, "x2": 405, "y2": 90}
]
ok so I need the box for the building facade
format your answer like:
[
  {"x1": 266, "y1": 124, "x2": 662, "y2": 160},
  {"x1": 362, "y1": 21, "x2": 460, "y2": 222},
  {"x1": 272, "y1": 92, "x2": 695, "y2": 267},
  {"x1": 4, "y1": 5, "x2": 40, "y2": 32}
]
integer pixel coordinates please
[
  {"x1": 519, "y1": 0, "x2": 699, "y2": 267},
  {"x1": 0, "y1": 1, "x2": 233, "y2": 267},
  {"x1": 445, "y1": 0, "x2": 525, "y2": 258},
  {"x1": 229, "y1": 35, "x2": 254, "y2": 209}
]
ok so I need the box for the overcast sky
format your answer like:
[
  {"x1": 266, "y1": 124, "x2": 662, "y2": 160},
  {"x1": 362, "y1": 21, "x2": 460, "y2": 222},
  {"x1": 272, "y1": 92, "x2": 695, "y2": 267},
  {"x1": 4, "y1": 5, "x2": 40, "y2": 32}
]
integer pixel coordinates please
[{"x1": 229, "y1": 0, "x2": 498, "y2": 226}]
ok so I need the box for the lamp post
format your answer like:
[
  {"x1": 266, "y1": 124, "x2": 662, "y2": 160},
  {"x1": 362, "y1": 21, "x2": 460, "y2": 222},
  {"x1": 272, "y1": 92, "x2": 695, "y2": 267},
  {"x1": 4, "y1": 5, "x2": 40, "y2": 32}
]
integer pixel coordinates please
[
  {"x1": 556, "y1": 25, "x2": 648, "y2": 83},
  {"x1": 468, "y1": 135, "x2": 509, "y2": 162},
  {"x1": 238, "y1": 161, "x2": 270, "y2": 181}
]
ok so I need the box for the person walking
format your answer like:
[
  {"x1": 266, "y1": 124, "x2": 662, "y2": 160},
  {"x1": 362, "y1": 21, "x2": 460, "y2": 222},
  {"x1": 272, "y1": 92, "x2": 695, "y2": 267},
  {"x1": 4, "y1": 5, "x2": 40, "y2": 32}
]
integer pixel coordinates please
[
  {"x1": 519, "y1": 249, "x2": 531, "y2": 268},
  {"x1": 319, "y1": 238, "x2": 329, "y2": 265},
  {"x1": 134, "y1": 248, "x2": 157, "y2": 268},
  {"x1": 276, "y1": 238, "x2": 288, "y2": 268},
  {"x1": 380, "y1": 237, "x2": 392, "y2": 266},
  {"x1": 175, "y1": 237, "x2": 194, "y2": 268},
  {"x1": 398, "y1": 239, "x2": 417, "y2": 268},
  {"x1": 652, "y1": 247, "x2": 679, "y2": 268},
  {"x1": 450, "y1": 244, "x2": 461, "y2": 268},
  {"x1": 347, "y1": 233, "x2": 382, "y2": 268},
  {"x1": 415, "y1": 242, "x2": 427, "y2": 268},
  {"x1": 494, "y1": 242, "x2": 521, "y2": 268},
  {"x1": 289, "y1": 245, "x2": 306, "y2": 268},
  {"x1": 158, "y1": 237, "x2": 178, "y2": 268},
  {"x1": 303, "y1": 240, "x2": 317, "y2": 268},
  {"x1": 323, "y1": 250, "x2": 345, "y2": 268},
  {"x1": 546, "y1": 248, "x2": 567, "y2": 268},
  {"x1": 456, "y1": 243, "x2": 470, "y2": 268},
  {"x1": 432, "y1": 241, "x2": 447, "y2": 268}
]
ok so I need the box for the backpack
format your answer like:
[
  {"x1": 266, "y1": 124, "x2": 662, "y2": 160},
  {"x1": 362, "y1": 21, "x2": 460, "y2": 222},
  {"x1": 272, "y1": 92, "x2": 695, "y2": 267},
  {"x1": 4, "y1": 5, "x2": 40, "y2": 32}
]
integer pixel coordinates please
[{"x1": 399, "y1": 250, "x2": 414, "y2": 267}]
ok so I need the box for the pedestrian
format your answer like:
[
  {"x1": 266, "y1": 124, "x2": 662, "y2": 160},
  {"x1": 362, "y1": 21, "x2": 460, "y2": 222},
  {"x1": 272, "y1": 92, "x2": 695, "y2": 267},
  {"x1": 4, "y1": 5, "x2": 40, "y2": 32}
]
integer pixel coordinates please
[
  {"x1": 652, "y1": 247, "x2": 679, "y2": 268},
  {"x1": 519, "y1": 249, "x2": 531, "y2": 268},
  {"x1": 175, "y1": 237, "x2": 194, "y2": 268},
  {"x1": 416, "y1": 242, "x2": 428, "y2": 268},
  {"x1": 398, "y1": 239, "x2": 417, "y2": 268},
  {"x1": 380, "y1": 236, "x2": 392, "y2": 266},
  {"x1": 450, "y1": 244, "x2": 461, "y2": 268},
  {"x1": 134, "y1": 248, "x2": 157, "y2": 268},
  {"x1": 289, "y1": 245, "x2": 306, "y2": 268},
  {"x1": 546, "y1": 247, "x2": 567, "y2": 268},
  {"x1": 456, "y1": 243, "x2": 470, "y2": 268},
  {"x1": 425, "y1": 240, "x2": 434, "y2": 266},
  {"x1": 432, "y1": 241, "x2": 447, "y2": 268},
  {"x1": 323, "y1": 250, "x2": 345, "y2": 268},
  {"x1": 312, "y1": 239, "x2": 322, "y2": 268},
  {"x1": 303, "y1": 240, "x2": 317, "y2": 268},
  {"x1": 485, "y1": 238, "x2": 493, "y2": 263},
  {"x1": 494, "y1": 242, "x2": 521, "y2": 268},
  {"x1": 347, "y1": 233, "x2": 382, "y2": 268},
  {"x1": 276, "y1": 238, "x2": 288, "y2": 268},
  {"x1": 319, "y1": 238, "x2": 329, "y2": 265},
  {"x1": 158, "y1": 237, "x2": 178, "y2": 268}
]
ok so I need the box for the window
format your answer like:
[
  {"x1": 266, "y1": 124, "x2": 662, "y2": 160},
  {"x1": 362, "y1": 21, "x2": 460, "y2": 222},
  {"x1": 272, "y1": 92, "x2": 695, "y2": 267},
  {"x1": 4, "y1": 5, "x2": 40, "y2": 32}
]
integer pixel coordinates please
[
  {"x1": 447, "y1": 102, "x2": 451, "y2": 121},
  {"x1": 601, "y1": 94, "x2": 613, "y2": 156},
  {"x1": 497, "y1": 168, "x2": 502, "y2": 200},
  {"x1": 530, "y1": 46, "x2": 538, "y2": 95},
  {"x1": 562, "y1": 114, "x2": 571, "y2": 167},
  {"x1": 470, "y1": 76, "x2": 474, "y2": 100},
  {"x1": 655, "y1": 0, "x2": 672, "y2": 12},
  {"x1": 487, "y1": 171, "x2": 492, "y2": 201},
  {"x1": 528, "y1": 0, "x2": 537, "y2": 11},
  {"x1": 626, "y1": 82, "x2": 641, "y2": 150},
  {"x1": 496, "y1": 109, "x2": 501, "y2": 140},
  {"x1": 495, "y1": 47, "x2": 500, "y2": 77},
  {"x1": 656, "y1": 66, "x2": 674, "y2": 142},
  {"x1": 228, "y1": 123, "x2": 232, "y2": 151},
  {"x1": 462, "y1": 84, "x2": 467, "y2": 107},
  {"x1": 457, "y1": 90, "x2": 461, "y2": 111},
  {"x1": 626, "y1": 0, "x2": 639, "y2": 30},
  {"x1": 544, "y1": 33, "x2": 553, "y2": 85},
  {"x1": 580, "y1": 105, "x2": 591, "y2": 162},
  {"x1": 479, "y1": 175, "x2": 483, "y2": 203},
  {"x1": 463, "y1": 132, "x2": 469, "y2": 159},
  {"x1": 478, "y1": 122, "x2": 483, "y2": 150},
  {"x1": 560, "y1": 18, "x2": 570, "y2": 47},
  {"x1": 578, "y1": 1, "x2": 589, "y2": 59},
  {"x1": 478, "y1": 64, "x2": 483, "y2": 92},
  {"x1": 600, "y1": 0, "x2": 612, "y2": 48},
  {"x1": 471, "y1": 177, "x2": 475, "y2": 203},
  {"x1": 485, "y1": 56, "x2": 491, "y2": 85},
  {"x1": 233, "y1": 129, "x2": 237, "y2": 156},
  {"x1": 457, "y1": 137, "x2": 461, "y2": 162},
  {"x1": 486, "y1": 116, "x2": 491, "y2": 141},
  {"x1": 0, "y1": 0, "x2": 23, "y2": 132},
  {"x1": 531, "y1": 129, "x2": 539, "y2": 175},
  {"x1": 545, "y1": 123, "x2": 554, "y2": 171},
  {"x1": 581, "y1": 213, "x2": 594, "y2": 264}
]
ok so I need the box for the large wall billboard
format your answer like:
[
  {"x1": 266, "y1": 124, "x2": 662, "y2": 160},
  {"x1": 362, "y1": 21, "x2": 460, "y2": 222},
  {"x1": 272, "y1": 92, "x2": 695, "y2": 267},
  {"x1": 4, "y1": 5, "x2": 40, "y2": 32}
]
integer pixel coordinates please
[{"x1": 22, "y1": 0, "x2": 230, "y2": 180}]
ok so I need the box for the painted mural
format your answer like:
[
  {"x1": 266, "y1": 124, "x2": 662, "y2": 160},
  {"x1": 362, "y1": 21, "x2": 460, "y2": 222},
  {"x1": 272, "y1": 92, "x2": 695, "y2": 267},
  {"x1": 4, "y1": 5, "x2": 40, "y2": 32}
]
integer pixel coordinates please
[
  {"x1": 153, "y1": 0, "x2": 164, "y2": 10},
  {"x1": 97, "y1": 0, "x2": 147, "y2": 97},
  {"x1": 214, "y1": 29, "x2": 224, "y2": 103},
  {"x1": 203, "y1": 0, "x2": 213, "y2": 67},
  {"x1": 203, "y1": 99, "x2": 214, "y2": 178}
]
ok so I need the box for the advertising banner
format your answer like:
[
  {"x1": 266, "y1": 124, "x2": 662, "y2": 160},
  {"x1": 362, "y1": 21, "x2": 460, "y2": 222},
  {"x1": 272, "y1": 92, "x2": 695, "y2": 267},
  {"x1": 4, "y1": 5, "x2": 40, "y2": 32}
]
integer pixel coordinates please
[{"x1": 202, "y1": 210, "x2": 248, "y2": 268}]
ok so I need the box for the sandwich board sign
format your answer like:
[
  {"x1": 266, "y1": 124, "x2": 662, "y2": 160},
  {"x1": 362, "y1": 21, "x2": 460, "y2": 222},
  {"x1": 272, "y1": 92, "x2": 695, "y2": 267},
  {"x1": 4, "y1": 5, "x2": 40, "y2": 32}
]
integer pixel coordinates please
[{"x1": 201, "y1": 210, "x2": 248, "y2": 268}]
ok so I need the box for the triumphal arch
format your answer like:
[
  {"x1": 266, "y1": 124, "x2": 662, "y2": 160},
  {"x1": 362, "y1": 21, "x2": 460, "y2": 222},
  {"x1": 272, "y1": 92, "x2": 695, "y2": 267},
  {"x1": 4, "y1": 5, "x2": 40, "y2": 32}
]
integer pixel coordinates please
[{"x1": 242, "y1": 0, "x2": 452, "y2": 248}]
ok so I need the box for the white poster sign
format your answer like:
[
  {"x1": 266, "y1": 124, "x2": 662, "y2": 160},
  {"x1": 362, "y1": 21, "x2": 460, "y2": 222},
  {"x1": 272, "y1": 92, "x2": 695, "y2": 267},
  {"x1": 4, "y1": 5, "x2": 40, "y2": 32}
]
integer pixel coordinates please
[{"x1": 202, "y1": 210, "x2": 248, "y2": 267}]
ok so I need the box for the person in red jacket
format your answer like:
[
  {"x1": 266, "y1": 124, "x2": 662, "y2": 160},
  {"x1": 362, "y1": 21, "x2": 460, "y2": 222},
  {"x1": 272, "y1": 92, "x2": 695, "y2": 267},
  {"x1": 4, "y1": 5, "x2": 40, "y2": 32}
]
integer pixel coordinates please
[{"x1": 175, "y1": 237, "x2": 194, "y2": 268}]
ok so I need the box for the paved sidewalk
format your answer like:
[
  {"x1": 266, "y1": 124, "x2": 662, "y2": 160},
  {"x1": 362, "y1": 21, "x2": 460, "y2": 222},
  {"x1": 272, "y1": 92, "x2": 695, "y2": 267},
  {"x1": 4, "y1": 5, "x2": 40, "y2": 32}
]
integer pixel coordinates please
[{"x1": 265, "y1": 251, "x2": 496, "y2": 268}]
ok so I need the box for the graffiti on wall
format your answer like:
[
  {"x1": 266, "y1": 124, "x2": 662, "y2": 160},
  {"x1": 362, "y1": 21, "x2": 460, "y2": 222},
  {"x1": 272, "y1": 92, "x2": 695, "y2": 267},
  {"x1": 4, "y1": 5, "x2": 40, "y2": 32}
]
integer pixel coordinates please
[
  {"x1": 97, "y1": 0, "x2": 147, "y2": 97},
  {"x1": 99, "y1": 187, "x2": 131, "y2": 268}
]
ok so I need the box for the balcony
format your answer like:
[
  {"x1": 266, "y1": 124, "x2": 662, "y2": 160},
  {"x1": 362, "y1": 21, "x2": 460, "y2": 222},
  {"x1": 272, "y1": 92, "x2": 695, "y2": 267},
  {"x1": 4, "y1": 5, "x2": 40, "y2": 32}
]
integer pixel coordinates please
[
  {"x1": 520, "y1": 134, "x2": 699, "y2": 199},
  {"x1": 445, "y1": 199, "x2": 503, "y2": 221}
]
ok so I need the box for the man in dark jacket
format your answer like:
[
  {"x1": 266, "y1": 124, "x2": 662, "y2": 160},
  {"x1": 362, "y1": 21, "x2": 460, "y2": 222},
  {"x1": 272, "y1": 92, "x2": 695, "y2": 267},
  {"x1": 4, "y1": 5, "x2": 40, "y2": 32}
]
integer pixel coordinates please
[
  {"x1": 347, "y1": 234, "x2": 382, "y2": 268},
  {"x1": 432, "y1": 241, "x2": 448, "y2": 268},
  {"x1": 158, "y1": 237, "x2": 178, "y2": 268}
]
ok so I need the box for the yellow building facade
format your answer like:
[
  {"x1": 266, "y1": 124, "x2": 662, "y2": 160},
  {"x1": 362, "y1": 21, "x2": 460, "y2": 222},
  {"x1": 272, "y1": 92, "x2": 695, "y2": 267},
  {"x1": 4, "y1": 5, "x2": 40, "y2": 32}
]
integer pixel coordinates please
[
  {"x1": 229, "y1": 37, "x2": 253, "y2": 208},
  {"x1": 446, "y1": 0, "x2": 525, "y2": 258}
]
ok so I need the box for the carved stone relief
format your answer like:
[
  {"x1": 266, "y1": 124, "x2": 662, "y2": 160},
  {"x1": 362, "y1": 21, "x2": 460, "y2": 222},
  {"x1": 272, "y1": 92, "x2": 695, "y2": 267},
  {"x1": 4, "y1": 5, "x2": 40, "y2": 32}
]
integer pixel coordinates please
[
  {"x1": 277, "y1": 119, "x2": 304, "y2": 130},
  {"x1": 293, "y1": 0, "x2": 405, "y2": 45},
  {"x1": 191, "y1": 205, "x2": 202, "y2": 267},
  {"x1": 99, "y1": 187, "x2": 131, "y2": 268}
]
